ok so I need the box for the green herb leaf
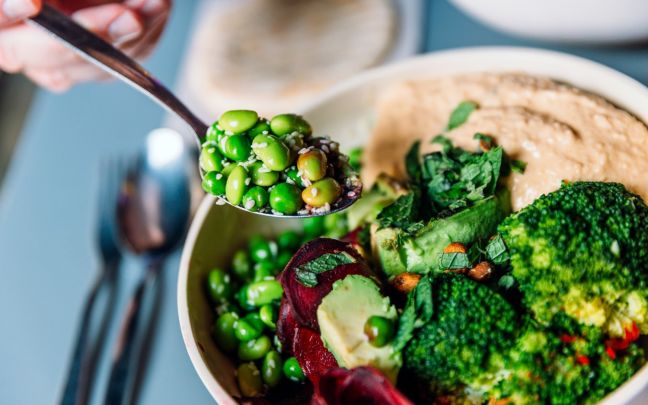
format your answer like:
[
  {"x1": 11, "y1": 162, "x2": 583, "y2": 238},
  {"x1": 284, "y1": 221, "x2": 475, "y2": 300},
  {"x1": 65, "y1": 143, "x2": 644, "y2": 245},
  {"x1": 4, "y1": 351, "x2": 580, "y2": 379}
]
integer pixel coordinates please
[
  {"x1": 431, "y1": 135, "x2": 453, "y2": 154},
  {"x1": 393, "y1": 276, "x2": 433, "y2": 352},
  {"x1": 510, "y1": 159, "x2": 527, "y2": 174},
  {"x1": 447, "y1": 101, "x2": 478, "y2": 130},
  {"x1": 485, "y1": 234, "x2": 510, "y2": 265},
  {"x1": 473, "y1": 132, "x2": 494, "y2": 149},
  {"x1": 498, "y1": 274, "x2": 515, "y2": 290},
  {"x1": 438, "y1": 252, "x2": 472, "y2": 270},
  {"x1": 405, "y1": 141, "x2": 421, "y2": 181},
  {"x1": 377, "y1": 192, "x2": 423, "y2": 234},
  {"x1": 295, "y1": 252, "x2": 356, "y2": 287}
]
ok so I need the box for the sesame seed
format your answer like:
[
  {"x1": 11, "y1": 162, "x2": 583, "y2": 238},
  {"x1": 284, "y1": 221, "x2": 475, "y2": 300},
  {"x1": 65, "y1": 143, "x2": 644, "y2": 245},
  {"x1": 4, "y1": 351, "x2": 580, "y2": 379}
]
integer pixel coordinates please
[
  {"x1": 311, "y1": 188, "x2": 319, "y2": 197},
  {"x1": 245, "y1": 178, "x2": 251, "y2": 186}
]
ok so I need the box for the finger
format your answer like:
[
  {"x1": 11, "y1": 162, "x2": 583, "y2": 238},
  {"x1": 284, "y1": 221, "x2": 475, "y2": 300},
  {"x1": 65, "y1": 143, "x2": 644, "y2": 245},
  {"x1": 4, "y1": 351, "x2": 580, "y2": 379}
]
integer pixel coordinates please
[
  {"x1": 24, "y1": 62, "x2": 111, "y2": 92},
  {"x1": 72, "y1": 3, "x2": 144, "y2": 46},
  {"x1": 0, "y1": 0, "x2": 40, "y2": 27}
]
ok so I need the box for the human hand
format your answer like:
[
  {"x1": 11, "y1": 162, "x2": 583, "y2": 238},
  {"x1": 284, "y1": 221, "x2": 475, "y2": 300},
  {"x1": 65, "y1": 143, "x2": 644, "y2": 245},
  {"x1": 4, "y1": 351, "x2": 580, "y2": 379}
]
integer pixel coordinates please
[{"x1": 0, "y1": 0, "x2": 171, "y2": 91}]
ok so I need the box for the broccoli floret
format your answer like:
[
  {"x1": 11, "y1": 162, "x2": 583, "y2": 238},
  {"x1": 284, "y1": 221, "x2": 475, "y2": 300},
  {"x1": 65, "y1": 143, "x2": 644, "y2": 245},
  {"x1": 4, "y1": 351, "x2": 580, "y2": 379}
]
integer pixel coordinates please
[
  {"x1": 403, "y1": 274, "x2": 520, "y2": 396},
  {"x1": 498, "y1": 182, "x2": 648, "y2": 338}
]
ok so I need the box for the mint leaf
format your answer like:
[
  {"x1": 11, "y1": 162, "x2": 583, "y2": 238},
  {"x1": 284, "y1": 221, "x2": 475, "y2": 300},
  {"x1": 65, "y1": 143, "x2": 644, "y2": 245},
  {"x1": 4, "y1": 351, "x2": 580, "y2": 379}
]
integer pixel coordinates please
[
  {"x1": 510, "y1": 159, "x2": 527, "y2": 174},
  {"x1": 438, "y1": 252, "x2": 472, "y2": 270},
  {"x1": 473, "y1": 132, "x2": 494, "y2": 149},
  {"x1": 393, "y1": 276, "x2": 433, "y2": 352},
  {"x1": 377, "y1": 192, "x2": 423, "y2": 233},
  {"x1": 485, "y1": 234, "x2": 510, "y2": 265},
  {"x1": 405, "y1": 141, "x2": 421, "y2": 181},
  {"x1": 498, "y1": 274, "x2": 515, "y2": 290},
  {"x1": 431, "y1": 134, "x2": 453, "y2": 154},
  {"x1": 447, "y1": 101, "x2": 478, "y2": 130},
  {"x1": 295, "y1": 252, "x2": 356, "y2": 287}
]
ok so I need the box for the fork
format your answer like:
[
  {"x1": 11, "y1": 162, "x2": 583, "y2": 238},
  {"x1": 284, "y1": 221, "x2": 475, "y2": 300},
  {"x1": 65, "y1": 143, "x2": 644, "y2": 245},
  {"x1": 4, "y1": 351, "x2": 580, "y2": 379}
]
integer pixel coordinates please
[{"x1": 60, "y1": 158, "x2": 125, "y2": 405}]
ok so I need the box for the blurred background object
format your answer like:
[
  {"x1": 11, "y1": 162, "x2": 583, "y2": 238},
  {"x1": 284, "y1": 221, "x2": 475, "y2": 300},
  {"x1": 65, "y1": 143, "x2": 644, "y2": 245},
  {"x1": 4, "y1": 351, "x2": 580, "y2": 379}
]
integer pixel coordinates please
[
  {"x1": 451, "y1": 0, "x2": 648, "y2": 44},
  {"x1": 0, "y1": 75, "x2": 35, "y2": 184}
]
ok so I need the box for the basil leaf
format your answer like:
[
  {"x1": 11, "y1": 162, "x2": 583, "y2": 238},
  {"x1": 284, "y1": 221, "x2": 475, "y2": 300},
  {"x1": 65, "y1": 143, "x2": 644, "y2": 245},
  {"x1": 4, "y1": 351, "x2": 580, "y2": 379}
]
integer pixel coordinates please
[
  {"x1": 393, "y1": 276, "x2": 433, "y2": 352},
  {"x1": 438, "y1": 252, "x2": 472, "y2": 270},
  {"x1": 447, "y1": 101, "x2": 478, "y2": 130},
  {"x1": 405, "y1": 141, "x2": 421, "y2": 181},
  {"x1": 486, "y1": 234, "x2": 510, "y2": 265},
  {"x1": 295, "y1": 252, "x2": 356, "y2": 287},
  {"x1": 510, "y1": 159, "x2": 527, "y2": 174}
]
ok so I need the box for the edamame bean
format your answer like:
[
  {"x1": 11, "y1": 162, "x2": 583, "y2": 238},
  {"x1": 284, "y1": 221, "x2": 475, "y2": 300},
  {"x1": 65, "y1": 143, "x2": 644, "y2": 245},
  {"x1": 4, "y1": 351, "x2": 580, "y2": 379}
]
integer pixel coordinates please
[
  {"x1": 242, "y1": 186, "x2": 269, "y2": 212},
  {"x1": 254, "y1": 262, "x2": 276, "y2": 281},
  {"x1": 219, "y1": 110, "x2": 258, "y2": 134},
  {"x1": 221, "y1": 163, "x2": 236, "y2": 178},
  {"x1": 237, "y1": 285, "x2": 256, "y2": 312},
  {"x1": 303, "y1": 216, "x2": 325, "y2": 239},
  {"x1": 201, "y1": 172, "x2": 226, "y2": 196},
  {"x1": 259, "y1": 304, "x2": 278, "y2": 329},
  {"x1": 207, "y1": 269, "x2": 232, "y2": 302},
  {"x1": 283, "y1": 357, "x2": 305, "y2": 382},
  {"x1": 269, "y1": 183, "x2": 303, "y2": 214},
  {"x1": 270, "y1": 114, "x2": 312, "y2": 137},
  {"x1": 262, "y1": 351, "x2": 283, "y2": 387},
  {"x1": 276, "y1": 250, "x2": 293, "y2": 269},
  {"x1": 226, "y1": 165, "x2": 249, "y2": 205},
  {"x1": 206, "y1": 122, "x2": 224, "y2": 142},
  {"x1": 238, "y1": 335, "x2": 271, "y2": 361},
  {"x1": 222, "y1": 134, "x2": 252, "y2": 162},
  {"x1": 348, "y1": 146, "x2": 363, "y2": 171},
  {"x1": 246, "y1": 280, "x2": 283, "y2": 306},
  {"x1": 237, "y1": 362, "x2": 263, "y2": 397},
  {"x1": 232, "y1": 249, "x2": 252, "y2": 281},
  {"x1": 363, "y1": 315, "x2": 395, "y2": 347},
  {"x1": 249, "y1": 236, "x2": 274, "y2": 263},
  {"x1": 252, "y1": 134, "x2": 291, "y2": 171},
  {"x1": 244, "y1": 312, "x2": 266, "y2": 331},
  {"x1": 285, "y1": 167, "x2": 306, "y2": 187},
  {"x1": 324, "y1": 212, "x2": 348, "y2": 239},
  {"x1": 200, "y1": 146, "x2": 225, "y2": 173},
  {"x1": 297, "y1": 149, "x2": 327, "y2": 181},
  {"x1": 277, "y1": 230, "x2": 301, "y2": 251},
  {"x1": 248, "y1": 119, "x2": 271, "y2": 137},
  {"x1": 234, "y1": 317, "x2": 263, "y2": 342},
  {"x1": 248, "y1": 161, "x2": 279, "y2": 187},
  {"x1": 212, "y1": 312, "x2": 238, "y2": 352},
  {"x1": 302, "y1": 177, "x2": 342, "y2": 207}
]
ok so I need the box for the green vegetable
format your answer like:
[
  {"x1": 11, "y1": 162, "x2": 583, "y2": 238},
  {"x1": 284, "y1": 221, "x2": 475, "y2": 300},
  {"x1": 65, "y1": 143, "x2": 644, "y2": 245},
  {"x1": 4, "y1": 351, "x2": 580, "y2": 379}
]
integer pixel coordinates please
[
  {"x1": 270, "y1": 113, "x2": 312, "y2": 137},
  {"x1": 237, "y1": 362, "x2": 263, "y2": 397},
  {"x1": 485, "y1": 233, "x2": 510, "y2": 266},
  {"x1": 262, "y1": 351, "x2": 283, "y2": 387},
  {"x1": 238, "y1": 335, "x2": 272, "y2": 361},
  {"x1": 297, "y1": 149, "x2": 327, "y2": 181},
  {"x1": 323, "y1": 212, "x2": 348, "y2": 239},
  {"x1": 283, "y1": 357, "x2": 305, "y2": 382},
  {"x1": 447, "y1": 100, "x2": 478, "y2": 130},
  {"x1": 302, "y1": 178, "x2": 342, "y2": 208},
  {"x1": 393, "y1": 275, "x2": 433, "y2": 352},
  {"x1": 286, "y1": 167, "x2": 306, "y2": 187},
  {"x1": 269, "y1": 183, "x2": 303, "y2": 214},
  {"x1": 225, "y1": 165, "x2": 248, "y2": 205},
  {"x1": 242, "y1": 186, "x2": 269, "y2": 212},
  {"x1": 303, "y1": 216, "x2": 325, "y2": 239},
  {"x1": 364, "y1": 315, "x2": 395, "y2": 347},
  {"x1": 438, "y1": 252, "x2": 472, "y2": 270},
  {"x1": 277, "y1": 230, "x2": 301, "y2": 251},
  {"x1": 248, "y1": 161, "x2": 279, "y2": 187},
  {"x1": 234, "y1": 317, "x2": 263, "y2": 342},
  {"x1": 248, "y1": 236, "x2": 275, "y2": 263},
  {"x1": 231, "y1": 249, "x2": 252, "y2": 281},
  {"x1": 348, "y1": 146, "x2": 363, "y2": 172},
  {"x1": 259, "y1": 304, "x2": 278, "y2": 329},
  {"x1": 237, "y1": 285, "x2": 255, "y2": 312},
  {"x1": 252, "y1": 134, "x2": 292, "y2": 171},
  {"x1": 498, "y1": 182, "x2": 648, "y2": 338},
  {"x1": 206, "y1": 269, "x2": 232, "y2": 302},
  {"x1": 219, "y1": 110, "x2": 258, "y2": 134},
  {"x1": 201, "y1": 172, "x2": 226, "y2": 196},
  {"x1": 200, "y1": 146, "x2": 224, "y2": 173},
  {"x1": 248, "y1": 119, "x2": 271, "y2": 137},
  {"x1": 253, "y1": 261, "x2": 276, "y2": 281},
  {"x1": 295, "y1": 251, "x2": 355, "y2": 287},
  {"x1": 212, "y1": 312, "x2": 238, "y2": 352},
  {"x1": 376, "y1": 192, "x2": 423, "y2": 234},
  {"x1": 510, "y1": 159, "x2": 527, "y2": 173},
  {"x1": 221, "y1": 134, "x2": 252, "y2": 162},
  {"x1": 205, "y1": 122, "x2": 224, "y2": 142},
  {"x1": 246, "y1": 280, "x2": 283, "y2": 306},
  {"x1": 276, "y1": 250, "x2": 293, "y2": 269}
]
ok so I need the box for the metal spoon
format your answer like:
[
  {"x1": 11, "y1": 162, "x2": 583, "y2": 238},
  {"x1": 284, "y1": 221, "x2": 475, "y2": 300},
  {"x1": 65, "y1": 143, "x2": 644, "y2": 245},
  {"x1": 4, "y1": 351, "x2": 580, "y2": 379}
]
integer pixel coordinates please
[
  {"x1": 105, "y1": 128, "x2": 193, "y2": 405},
  {"x1": 28, "y1": 4, "x2": 361, "y2": 218}
]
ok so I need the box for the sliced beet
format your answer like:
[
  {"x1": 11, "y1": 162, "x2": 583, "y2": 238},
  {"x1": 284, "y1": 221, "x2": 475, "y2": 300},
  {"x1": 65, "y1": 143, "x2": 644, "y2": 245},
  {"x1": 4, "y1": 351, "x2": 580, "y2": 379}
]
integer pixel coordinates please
[
  {"x1": 293, "y1": 326, "x2": 339, "y2": 384},
  {"x1": 280, "y1": 238, "x2": 375, "y2": 329},
  {"x1": 276, "y1": 297, "x2": 298, "y2": 356},
  {"x1": 317, "y1": 367, "x2": 413, "y2": 405}
]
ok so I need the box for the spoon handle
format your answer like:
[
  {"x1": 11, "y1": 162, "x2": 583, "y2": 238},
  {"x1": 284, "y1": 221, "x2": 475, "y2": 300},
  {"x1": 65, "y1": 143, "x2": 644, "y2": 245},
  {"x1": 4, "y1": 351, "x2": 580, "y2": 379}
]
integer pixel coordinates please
[{"x1": 29, "y1": 4, "x2": 208, "y2": 140}]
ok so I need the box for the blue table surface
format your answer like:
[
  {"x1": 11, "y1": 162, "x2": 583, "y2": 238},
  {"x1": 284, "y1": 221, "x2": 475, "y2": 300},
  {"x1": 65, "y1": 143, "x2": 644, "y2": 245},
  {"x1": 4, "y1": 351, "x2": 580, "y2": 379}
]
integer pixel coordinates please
[{"x1": 3, "y1": 1, "x2": 648, "y2": 404}]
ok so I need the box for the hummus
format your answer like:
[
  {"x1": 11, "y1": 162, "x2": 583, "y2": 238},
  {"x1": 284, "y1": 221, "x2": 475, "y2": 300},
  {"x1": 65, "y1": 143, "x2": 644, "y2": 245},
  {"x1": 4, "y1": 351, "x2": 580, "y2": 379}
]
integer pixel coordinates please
[{"x1": 363, "y1": 73, "x2": 648, "y2": 210}]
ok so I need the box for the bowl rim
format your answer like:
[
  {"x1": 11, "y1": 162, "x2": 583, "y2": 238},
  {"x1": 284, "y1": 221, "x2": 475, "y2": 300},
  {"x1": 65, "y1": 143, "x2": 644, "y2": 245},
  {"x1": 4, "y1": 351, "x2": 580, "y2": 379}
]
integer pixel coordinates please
[{"x1": 178, "y1": 46, "x2": 648, "y2": 404}]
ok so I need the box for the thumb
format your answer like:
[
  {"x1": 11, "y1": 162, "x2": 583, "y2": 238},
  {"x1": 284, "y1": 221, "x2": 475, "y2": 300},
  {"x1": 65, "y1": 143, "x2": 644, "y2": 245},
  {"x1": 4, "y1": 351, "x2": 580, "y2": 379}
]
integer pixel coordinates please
[{"x1": 0, "y1": 0, "x2": 40, "y2": 26}]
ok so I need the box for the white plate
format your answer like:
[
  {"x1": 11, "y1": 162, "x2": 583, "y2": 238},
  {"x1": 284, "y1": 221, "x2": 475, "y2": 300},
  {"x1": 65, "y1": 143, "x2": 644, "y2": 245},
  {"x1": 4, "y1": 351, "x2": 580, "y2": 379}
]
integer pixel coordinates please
[{"x1": 178, "y1": 47, "x2": 648, "y2": 404}]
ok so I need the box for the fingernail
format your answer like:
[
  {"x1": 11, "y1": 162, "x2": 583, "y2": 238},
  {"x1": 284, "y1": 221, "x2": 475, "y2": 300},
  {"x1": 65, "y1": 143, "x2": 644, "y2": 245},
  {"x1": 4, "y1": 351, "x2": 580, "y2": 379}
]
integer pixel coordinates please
[
  {"x1": 141, "y1": 0, "x2": 166, "y2": 14},
  {"x1": 108, "y1": 12, "x2": 142, "y2": 43},
  {"x1": 3, "y1": 0, "x2": 39, "y2": 19}
]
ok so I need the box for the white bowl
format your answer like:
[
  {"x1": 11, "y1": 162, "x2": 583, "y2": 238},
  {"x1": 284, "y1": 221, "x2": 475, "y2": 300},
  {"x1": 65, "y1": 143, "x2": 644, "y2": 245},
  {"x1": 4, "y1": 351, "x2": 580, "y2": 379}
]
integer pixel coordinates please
[
  {"x1": 450, "y1": 0, "x2": 648, "y2": 44},
  {"x1": 178, "y1": 47, "x2": 648, "y2": 404}
]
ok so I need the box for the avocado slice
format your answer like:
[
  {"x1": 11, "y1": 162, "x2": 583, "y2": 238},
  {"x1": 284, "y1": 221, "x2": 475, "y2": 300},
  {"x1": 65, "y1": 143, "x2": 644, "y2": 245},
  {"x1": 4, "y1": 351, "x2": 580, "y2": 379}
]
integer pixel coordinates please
[
  {"x1": 317, "y1": 275, "x2": 401, "y2": 382},
  {"x1": 346, "y1": 174, "x2": 408, "y2": 230},
  {"x1": 373, "y1": 189, "x2": 511, "y2": 277}
]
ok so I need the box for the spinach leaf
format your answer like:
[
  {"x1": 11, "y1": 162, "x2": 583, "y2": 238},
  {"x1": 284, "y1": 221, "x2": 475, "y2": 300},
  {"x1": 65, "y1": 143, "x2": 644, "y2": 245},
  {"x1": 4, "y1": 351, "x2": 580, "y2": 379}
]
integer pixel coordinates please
[
  {"x1": 393, "y1": 276, "x2": 433, "y2": 352},
  {"x1": 447, "y1": 101, "x2": 478, "y2": 130},
  {"x1": 295, "y1": 252, "x2": 356, "y2": 287}
]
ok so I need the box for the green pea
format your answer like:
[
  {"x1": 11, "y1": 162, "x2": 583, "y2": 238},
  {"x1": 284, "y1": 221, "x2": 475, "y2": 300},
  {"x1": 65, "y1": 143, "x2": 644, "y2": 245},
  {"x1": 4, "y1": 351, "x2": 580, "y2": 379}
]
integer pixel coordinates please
[
  {"x1": 324, "y1": 212, "x2": 348, "y2": 239},
  {"x1": 303, "y1": 216, "x2": 325, "y2": 239},
  {"x1": 248, "y1": 236, "x2": 275, "y2": 263},
  {"x1": 237, "y1": 362, "x2": 263, "y2": 398},
  {"x1": 221, "y1": 163, "x2": 236, "y2": 178},
  {"x1": 212, "y1": 312, "x2": 238, "y2": 352},
  {"x1": 252, "y1": 134, "x2": 292, "y2": 171},
  {"x1": 206, "y1": 269, "x2": 232, "y2": 303},
  {"x1": 269, "y1": 183, "x2": 303, "y2": 214},
  {"x1": 231, "y1": 249, "x2": 252, "y2": 281},
  {"x1": 277, "y1": 230, "x2": 301, "y2": 251},
  {"x1": 348, "y1": 146, "x2": 363, "y2": 171},
  {"x1": 238, "y1": 335, "x2": 271, "y2": 361},
  {"x1": 219, "y1": 110, "x2": 258, "y2": 134},
  {"x1": 276, "y1": 250, "x2": 293, "y2": 269},
  {"x1": 270, "y1": 114, "x2": 312, "y2": 137},
  {"x1": 205, "y1": 122, "x2": 224, "y2": 142},
  {"x1": 283, "y1": 357, "x2": 305, "y2": 382},
  {"x1": 200, "y1": 146, "x2": 225, "y2": 173},
  {"x1": 225, "y1": 165, "x2": 249, "y2": 205},
  {"x1": 234, "y1": 317, "x2": 262, "y2": 342},
  {"x1": 363, "y1": 315, "x2": 395, "y2": 347},
  {"x1": 237, "y1": 286, "x2": 256, "y2": 312},
  {"x1": 259, "y1": 304, "x2": 278, "y2": 329},
  {"x1": 302, "y1": 177, "x2": 342, "y2": 208},
  {"x1": 254, "y1": 261, "x2": 276, "y2": 281},
  {"x1": 246, "y1": 280, "x2": 283, "y2": 306},
  {"x1": 248, "y1": 119, "x2": 271, "y2": 137},
  {"x1": 242, "y1": 186, "x2": 269, "y2": 212},
  {"x1": 286, "y1": 167, "x2": 306, "y2": 187},
  {"x1": 248, "y1": 161, "x2": 279, "y2": 187},
  {"x1": 201, "y1": 172, "x2": 226, "y2": 196},
  {"x1": 262, "y1": 351, "x2": 283, "y2": 388},
  {"x1": 297, "y1": 149, "x2": 327, "y2": 181},
  {"x1": 222, "y1": 134, "x2": 252, "y2": 162}
]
